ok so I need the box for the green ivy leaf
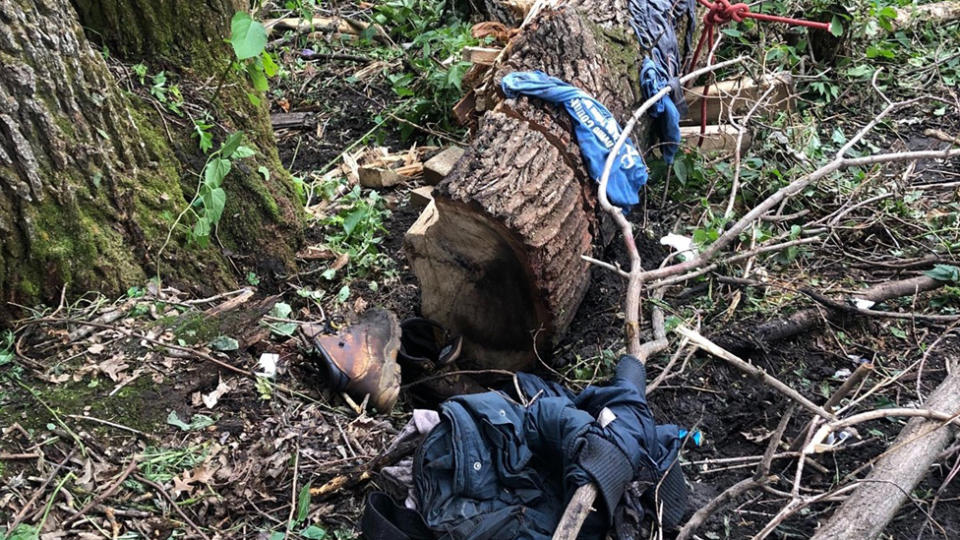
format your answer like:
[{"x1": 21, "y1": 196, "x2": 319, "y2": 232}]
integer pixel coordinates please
[
  {"x1": 299, "y1": 525, "x2": 326, "y2": 539},
  {"x1": 205, "y1": 158, "x2": 231, "y2": 189},
  {"x1": 193, "y1": 216, "x2": 211, "y2": 239},
  {"x1": 204, "y1": 187, "x2": 227, "y2": 224},
  {"x1": 233, "y1": 145, "x2": 256, "y2": 158},
  {"x1": 166, "y1": 411, "x2": 215, "y2": 431},
  {"x1": 925, "y1": 264, "x2": 960, "y2": 283},
  {"x1": 673, "y1": 158, "x2": 688, "y2": 185},
  {"x1": 829, "y1": 15, "x2": 844, "y2": 37},
  {"x1": 336, "y1": 285, "x2": 350, "y2": 303},
  {"x1": 220, "y1": 132, "x2": 244, "y2": 158},
  {"x1": 209, "y1": 335, "x2": 239, "y2": 351},
  {"x1": 247, "y1": 62, "x2": 268, "y2": 91},
  {"x1": 295, "y1": 483, "x2": 312, "y2": 524},
  {"x1": 230, "y1": 12, "x2": 267, "y2": 60},
  {"x1": 261, "y1": 51, "x2": 279, "y2": 77},
  {"x1": 342, "y1": 207, "x2": 366, "y2": 236}
]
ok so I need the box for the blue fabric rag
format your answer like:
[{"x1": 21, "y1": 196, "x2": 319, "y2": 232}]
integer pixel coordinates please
[
  {"x1": 627, "y1": 0, "x2": 696, "y2": 84},
  {"x1": 501, "y1": 71, "x2": 648, "y2": 210},
  {"x1": 641, "y1": 58, "x2": 682, "y2": 164}
]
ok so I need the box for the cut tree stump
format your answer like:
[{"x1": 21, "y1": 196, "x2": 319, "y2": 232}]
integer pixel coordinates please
[{"x1": 404, "y1": 2, "x2": 687, "y2": 370}]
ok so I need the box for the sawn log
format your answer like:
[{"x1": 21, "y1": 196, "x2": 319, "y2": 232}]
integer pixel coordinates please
[{"x1": 404, "y1": 1, "x2": 689, "y2": 371}]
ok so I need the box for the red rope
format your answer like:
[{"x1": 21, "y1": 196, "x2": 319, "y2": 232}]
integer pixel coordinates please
[{"x1": 686, "y1": 0, "x2": 830, "y2": 146}]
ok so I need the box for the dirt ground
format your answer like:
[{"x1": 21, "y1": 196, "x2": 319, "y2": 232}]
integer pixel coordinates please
[{"x1": 3, "y1": 3, "x2": 960, "y2": 540}]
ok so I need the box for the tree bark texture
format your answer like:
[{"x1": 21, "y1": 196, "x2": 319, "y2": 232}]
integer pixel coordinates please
[
  {"x1": 0, "y1": 0, "x2": 301, "y2": 316},
  {"x1": 405, "y1": 1, "x2": 688, "y2": 370},
  {"x1": 811, "y1": 368, "x2": 960, "y2": 540}
]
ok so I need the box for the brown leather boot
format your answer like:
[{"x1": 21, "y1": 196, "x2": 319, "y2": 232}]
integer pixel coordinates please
[{"x1": 301, "y1": 308, "x2": 402, "y2": 412}]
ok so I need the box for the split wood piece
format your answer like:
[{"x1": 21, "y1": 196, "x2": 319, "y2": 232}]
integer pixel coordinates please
[
  {"x1": 713, "y1": 275, "x2": 946, "y2": 353},
  {"x1": 892, "y1": 1, "x2": 960, "y2": 30},
  {"x1": 203, "y1": 288, "x2": 254, "y2": 317},
  {"x1": 463, "y1": 46, "x2": 503, "y2": 65},
  {"x1": 409, "y1": 186, "x2": 434, "y2": 209},
  {"x1": 553, "y1": 483, "x2": 598, "y2": 540},
  {"x1": 478, "y1": 0, "x2": 537, "y2": 25},
  {"x1": 359, "y1": 167, "x2": 402, "y2": 188},
  {"x1": 405, "y1": 113, "x2": 594, "y2": 371},
  {"x1": 811, "y1": 370, "x2": 960, "y2": 539},
  {"x1": 682, "y1": 73, "x2": 794, "y2": 127},
  {"x1": 680, "y1": 124, "x2": 752, "y2": 154},
  {"x1": 423, "y1": 146, "x2": 465, "y2": 185}
]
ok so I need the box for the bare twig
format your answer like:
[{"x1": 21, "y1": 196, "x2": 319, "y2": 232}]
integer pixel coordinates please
[{"x1": 676, "y1": 326, "x2": 835, "y2": 421}]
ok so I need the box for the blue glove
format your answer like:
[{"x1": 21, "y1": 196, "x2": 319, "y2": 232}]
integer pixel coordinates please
[{"x1": 501, "y1": 71, "x2": 649, "y2": 210}]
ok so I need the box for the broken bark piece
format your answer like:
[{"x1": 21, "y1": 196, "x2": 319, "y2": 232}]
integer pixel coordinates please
[
  {"x1": 683, "y1": 73, "x2": 794, "y2": 126},
  {"x1": 463, "y1": 46, "x2": 502, "y2": 65},
  {"x1": 265, "y1": 16, "x2": 370, "y2": 36},
  {"x1": 892, "y1": 1, "x2": 960, "y2": 29},
  {"x1": 270, "y1": 112, "x2": 313, "y2": 129},
  {"x1": 423, "y1": 146, "x2": 465, "y2": 185},
  {"x1": 680, "y1": 125, "x2": 752, "y2": 154},
  {"x1": 409, "y1": 186, "x2": 434, "y2": 209}
]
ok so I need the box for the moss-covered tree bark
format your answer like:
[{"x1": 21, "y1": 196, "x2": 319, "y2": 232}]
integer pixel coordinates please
[{"x1": 0, "y1": 0, "x2": 301, "y2": 317}]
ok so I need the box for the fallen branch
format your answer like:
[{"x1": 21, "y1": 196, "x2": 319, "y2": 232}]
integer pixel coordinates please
[
  {"x1": 715, "y1": 275, "x2": 947, "y2": 353},
  {"x1": 676, "y1": 325, "x2": 835, "y2": 421},
  {"x1": 811, "y1": 370, "x2": 960, "y2": 539},
  {"x1": 552, "y1": 57, "x2": 744, "y2": 540},
  {"x1": 804, "y1": 407, "x2": 960, "y2": 455},
  {"x1": 676, "y1": 476, "x2": 775, "y2": 540}
]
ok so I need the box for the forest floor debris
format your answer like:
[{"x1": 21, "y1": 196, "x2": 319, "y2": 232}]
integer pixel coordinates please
[{"x1": 3, "y1": 0, "x2": 960, "y2": 538}]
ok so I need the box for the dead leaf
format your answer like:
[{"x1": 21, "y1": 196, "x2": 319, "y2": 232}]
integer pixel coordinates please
[
  {"x1": 98, "y1": 355, "x2": 129, "y2": 382},
  {"x1": 171, "y1": 473, "x2": 194, "y2": 499},
  {"x1": 201, "y1": 377, "x2": 231, "y2": 409},
  {"x1": 330, "y1": 252, "x2": 350, "y2": 271},
  {"x1": 277, "y1": 98, "x2": 290, "y2": 112},
  {"x1": 87, "y1": 343, "x2": 105, "y2": 355},
  {"x1": 188, "y1": 463, "x2": 217, "y2": 485}
]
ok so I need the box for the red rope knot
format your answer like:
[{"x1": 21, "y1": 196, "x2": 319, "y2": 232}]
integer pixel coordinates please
[{"x1": 702, "y1": 0, "x2": 750, "y2": 25}]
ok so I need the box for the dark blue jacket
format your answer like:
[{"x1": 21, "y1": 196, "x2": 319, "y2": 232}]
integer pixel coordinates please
[{"x1": 414, "y1": 357, "x2": 686, "y2": 539}]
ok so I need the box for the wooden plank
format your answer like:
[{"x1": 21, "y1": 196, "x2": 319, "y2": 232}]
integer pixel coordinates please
[
  {"x1": 270, "y1": 112, "x2": 312, "y2": 129},
  {"x1": 358, "y1": 167, "x2": 401, "y2": 188},
  {"x1": 683, "y1": 73, "x2": 794, "y2": 126},
  {"x1": 463, "y1": 46, "x2": 502, "y2": 66},
  {"x1": 680, "y1": 125, "x2": 752, "y2": 154}
]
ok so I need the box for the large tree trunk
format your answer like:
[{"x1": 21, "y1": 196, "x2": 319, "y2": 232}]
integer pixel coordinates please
[
  {"x1": 0, "y1": 0, "x2": 301, "y2": 317},
  {"x1": 405, "y1": 1, "x2": 686, "y2": 370}
]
